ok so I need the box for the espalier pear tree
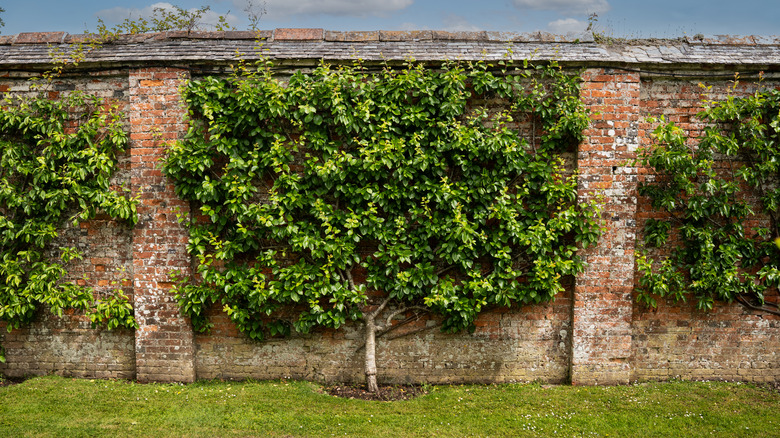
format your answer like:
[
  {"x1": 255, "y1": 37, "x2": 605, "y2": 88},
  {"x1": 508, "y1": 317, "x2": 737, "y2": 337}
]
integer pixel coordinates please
[
  {"x1": 0, "y1": 91, "x2": 138, "y2": 363},
  {"x1": 637, "y1": 85, "x2": 780, "y2": 317},
  {"x1": 164, "y1": 58, "x2": 600, "y2": 392}
]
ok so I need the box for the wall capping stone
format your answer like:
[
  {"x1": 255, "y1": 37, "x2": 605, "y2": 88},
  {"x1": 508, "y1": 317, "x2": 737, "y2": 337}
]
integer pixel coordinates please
[{"x1": 0, "y1": 29, "x2": 779, "y2": 68}]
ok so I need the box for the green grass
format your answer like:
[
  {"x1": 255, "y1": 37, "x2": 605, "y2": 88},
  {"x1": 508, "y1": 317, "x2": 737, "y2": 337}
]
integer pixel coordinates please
[{"x1": 0, "y1": 376, "x2": 778, "y2": 437}]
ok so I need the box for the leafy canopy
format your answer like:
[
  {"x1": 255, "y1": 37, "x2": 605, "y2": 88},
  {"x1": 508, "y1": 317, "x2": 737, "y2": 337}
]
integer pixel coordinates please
[
  {"x1": 637, "y1": 86, "x2": 780, "y2": 316},
  {"x1": 164, "y1": 58, "x2": 601, "y2": 340}
]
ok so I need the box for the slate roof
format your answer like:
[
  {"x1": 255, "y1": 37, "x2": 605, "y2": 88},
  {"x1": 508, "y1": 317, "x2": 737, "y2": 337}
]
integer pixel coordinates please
[{"x1": 0, "y1": 29, "x2": 779, "y2": 70}]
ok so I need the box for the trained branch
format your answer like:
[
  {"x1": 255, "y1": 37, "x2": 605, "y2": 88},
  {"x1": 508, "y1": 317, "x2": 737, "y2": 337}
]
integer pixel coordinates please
[
  {"x1": 383, "y1": 305, "x2": 429, "y2": 329},
  {"x1": 368, "y1": 294, "x2": 392, "y2": 320},
  {"x1": 385, "y1": 322, "x2": 440, "y2": 342},
  {"x1": 736, "y1": 295, "x2": 780, "y2": 317},
  {"x1": 344, "y1": 267, "x2": 357, "y2": 292},
  {"x1": 355, "y1": 315, "x2": 440, "y2": 352}
]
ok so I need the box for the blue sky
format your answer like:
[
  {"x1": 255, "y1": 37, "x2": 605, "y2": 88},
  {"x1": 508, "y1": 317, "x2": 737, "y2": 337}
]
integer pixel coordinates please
[{"x1": 2, "y1": 0, "x2": 778, "y2": 38}]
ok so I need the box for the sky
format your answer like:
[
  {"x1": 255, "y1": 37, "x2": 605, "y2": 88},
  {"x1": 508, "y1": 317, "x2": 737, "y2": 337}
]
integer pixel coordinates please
[{"x1": 1, "y1": 0, "x2": 778, "y2": 38}]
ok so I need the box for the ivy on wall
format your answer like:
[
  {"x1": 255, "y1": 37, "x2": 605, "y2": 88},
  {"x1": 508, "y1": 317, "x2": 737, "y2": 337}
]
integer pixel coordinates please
[
  {"x1": 164, "y1": 57, "x2": 600, "y2": 391},
  {"x1": 0, "y1": 90, "x2": 138, "y2": 362},
  {"x1": 637, "y1": 86, "x2": 780, "y2": 316}
]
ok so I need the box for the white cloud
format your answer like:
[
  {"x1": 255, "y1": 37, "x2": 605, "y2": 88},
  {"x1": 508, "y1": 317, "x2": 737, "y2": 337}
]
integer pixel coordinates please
[
  {"x1": 442, "y1": 14, "x2": 482, "y2": 32},
  {"x1": 513, "y1": 0, "x2": 610, "y2": 14},
  {"x1": 96, "y1": 2, "x2": 241, "y2": 30},
  {"x1": 234, "y1": 0, "x2": 414, "y2": 19},
  {"x1": 547, "y1": 18, "x2": 587, "y2": 34}
]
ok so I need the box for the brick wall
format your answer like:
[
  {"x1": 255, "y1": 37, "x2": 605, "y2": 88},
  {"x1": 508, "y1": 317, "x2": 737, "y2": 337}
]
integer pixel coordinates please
[
  {"x1": 195, "y1": 292, "x2": 573, "y2": 385},
  {"x1": 631, "y1": 77, "x2": 780, "y2": 382},
  {"x1": 571, "y1": 69, "x2": 640, "y2": 384},
  {"x1": 0, "y1": 73, "x2": 136, "y2": 380},
  {"x1": 0, "y1": 59, "x2": 778, "y2": 386},
  {"x1": 129, "y1": 68, "x2": 196, "y2": 383}
]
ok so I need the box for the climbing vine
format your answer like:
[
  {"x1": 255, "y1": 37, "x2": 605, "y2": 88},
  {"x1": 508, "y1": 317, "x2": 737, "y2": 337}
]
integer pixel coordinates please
[
  {"x1": 636, "y1": 85, "x2": 780, "y2": 316},
  {"x1": 0, "y1": 89, "x2": 138, "y2": 362},
  {"x1": 164, "y1": 58, "x2": 600, "y2": 391}
]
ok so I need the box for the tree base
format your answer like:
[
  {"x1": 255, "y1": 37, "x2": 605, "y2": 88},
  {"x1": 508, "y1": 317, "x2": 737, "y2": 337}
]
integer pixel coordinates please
[{"x1": 324, "y1": 383, "x2": 428, "y2": 401}]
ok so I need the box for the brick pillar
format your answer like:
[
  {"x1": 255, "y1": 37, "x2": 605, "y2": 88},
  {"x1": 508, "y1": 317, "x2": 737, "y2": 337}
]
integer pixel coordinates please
[
  {"x1": 130, "y1": 68, "x2": 195, "y2": 383},
  {"x1": 571, "y1": 69, "x2": 641, "y2": 385}
]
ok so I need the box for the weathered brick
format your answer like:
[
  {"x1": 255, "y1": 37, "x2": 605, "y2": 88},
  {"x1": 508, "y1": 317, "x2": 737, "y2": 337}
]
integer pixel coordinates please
[
  {"x1": 571, "y1": 69, "x2": 641, "y2": 386},
  {"x1": 129, "y1": 67, "x2": 195, "y2": 384},
  {"x1": 0, "y1": 46, "x2": 777, "y2": 387}
]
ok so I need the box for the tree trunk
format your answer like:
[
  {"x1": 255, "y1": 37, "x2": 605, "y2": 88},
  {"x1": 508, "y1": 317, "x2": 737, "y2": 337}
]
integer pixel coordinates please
[{"x1": 364, "y1": 315, "x2": 379, "y2": 393}]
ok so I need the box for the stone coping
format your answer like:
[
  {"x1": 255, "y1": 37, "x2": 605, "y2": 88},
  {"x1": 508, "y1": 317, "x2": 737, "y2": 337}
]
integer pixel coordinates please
[
  {"x1": 0, "y1": 29, "x2": 778, "y2": 67},
  {"x1": 3, "y1": 29, "x2": 779, "y2": 45}
]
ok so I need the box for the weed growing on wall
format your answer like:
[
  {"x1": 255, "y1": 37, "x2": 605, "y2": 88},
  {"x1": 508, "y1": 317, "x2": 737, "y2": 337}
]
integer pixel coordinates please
[
  {"x1": 636, "y1": 85, "x2": 780, "y2": 316},
  {"x1": 164, "y1": 58, "x2": 600, "y2": 391},
  {"x1": 94, "y1": 4, "x2": 235, "y2": 35},
  {"x1": 0, "y1": 89, "x2": 138, "y2": 363}
]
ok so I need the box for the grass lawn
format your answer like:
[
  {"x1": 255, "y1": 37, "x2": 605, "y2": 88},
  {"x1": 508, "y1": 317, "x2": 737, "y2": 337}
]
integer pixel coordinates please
[{"x1": 0, "y1": 375, "x2": 778, "y2": 437}]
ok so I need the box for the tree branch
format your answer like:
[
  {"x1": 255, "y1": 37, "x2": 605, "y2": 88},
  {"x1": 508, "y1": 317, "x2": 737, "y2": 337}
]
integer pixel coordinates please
[
  {"x1": 385, "y1": 322, "x2": 440, "y2": 342},
  {"x1": 435, "y1": 264, "x2": 457, "y2": 276},
  {"x1": 369, "y1": 294, "x2": 392, "y2": 319},
  {"x1": 337, "y1": 268, "x2": 347, "y2": 284},
  {"x1": 383, "y1": 305, "x2": 429, "y2": 329},
  {"x1": 301, "y1": 250, "x2": 317, "y2": 266},
  {"x1": 345, "y1": 267, "x2": 357, "y2": 292},
  {"x1": 355, "y1": 313, "x2": 439, "y2": 352},
  {"x1": 736, "y1": 294, "x2": 780, "y2": 317}
]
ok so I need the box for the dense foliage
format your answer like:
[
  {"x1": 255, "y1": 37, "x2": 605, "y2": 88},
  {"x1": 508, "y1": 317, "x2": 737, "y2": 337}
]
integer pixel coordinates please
[
  {"x1": 636, "y1": 87, "x2": 780, "y2": 316},
  {"x1": 0, "y1": 91, "x2": 138, "y2": 362},
  {"x1": 164, "y1": 58, "x2": 600, "y2": 389}
]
